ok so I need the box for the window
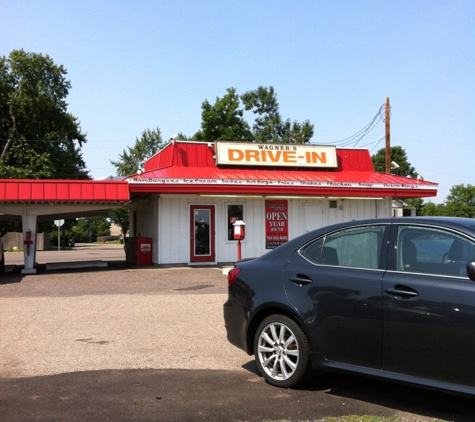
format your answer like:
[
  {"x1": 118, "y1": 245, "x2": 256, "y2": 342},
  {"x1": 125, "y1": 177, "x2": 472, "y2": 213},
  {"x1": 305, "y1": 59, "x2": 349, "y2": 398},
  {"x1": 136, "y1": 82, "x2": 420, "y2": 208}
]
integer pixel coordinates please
[
  {"x1": 301, "y1": 225, "x2": 385, "y2": 269},
  {"x1": 227, "y1": 205, "x2": 244, "y2": 241},
  {"x1": 300, "y1": 237, "x2": 324, "y2": 264},
  {"x1": 397, "y1": 226, "x2": 475, "y2": 277}
]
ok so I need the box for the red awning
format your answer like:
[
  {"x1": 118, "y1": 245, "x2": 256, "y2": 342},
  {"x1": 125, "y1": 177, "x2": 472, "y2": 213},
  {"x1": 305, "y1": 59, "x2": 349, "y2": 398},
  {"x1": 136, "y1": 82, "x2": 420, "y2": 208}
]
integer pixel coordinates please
[{"x1": 0, "y1": 179, "x2": 130, "y2": 204}]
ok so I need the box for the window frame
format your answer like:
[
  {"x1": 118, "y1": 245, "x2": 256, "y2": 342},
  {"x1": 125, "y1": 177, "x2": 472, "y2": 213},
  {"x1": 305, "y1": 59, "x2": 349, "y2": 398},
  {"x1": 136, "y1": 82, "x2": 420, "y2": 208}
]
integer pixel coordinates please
[{"x1": 226, "y1": 203, "x2": 245, "y2": 243}]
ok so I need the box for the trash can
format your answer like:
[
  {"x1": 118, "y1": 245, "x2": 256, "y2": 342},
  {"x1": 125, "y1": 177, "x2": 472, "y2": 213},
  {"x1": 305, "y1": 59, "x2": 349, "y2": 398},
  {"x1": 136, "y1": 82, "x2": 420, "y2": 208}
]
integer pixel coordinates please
[
  {"x1": 135, "y1": 236, "x2": 153, "y2": 266},
  {"x1": 124, "y1": 237, "x2": 136, "y2": 265}
]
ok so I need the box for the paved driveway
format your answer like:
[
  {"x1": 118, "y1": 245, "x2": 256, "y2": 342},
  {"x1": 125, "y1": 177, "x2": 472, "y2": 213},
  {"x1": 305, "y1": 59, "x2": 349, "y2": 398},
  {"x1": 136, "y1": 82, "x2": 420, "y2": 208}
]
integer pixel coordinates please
[{"x1": 0, "y1": 252, "x2": 473, "y2": 421}]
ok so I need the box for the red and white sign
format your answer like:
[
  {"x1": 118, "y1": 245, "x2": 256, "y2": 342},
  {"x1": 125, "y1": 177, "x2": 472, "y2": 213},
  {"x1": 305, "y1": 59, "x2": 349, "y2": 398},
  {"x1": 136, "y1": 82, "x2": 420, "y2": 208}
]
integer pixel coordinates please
[
  {"x1": 265, "y1": 200, "x2": 289, "y2": 249},
  {"x1": 216, "y1": 142, "x2": 338, "y2": 168}
]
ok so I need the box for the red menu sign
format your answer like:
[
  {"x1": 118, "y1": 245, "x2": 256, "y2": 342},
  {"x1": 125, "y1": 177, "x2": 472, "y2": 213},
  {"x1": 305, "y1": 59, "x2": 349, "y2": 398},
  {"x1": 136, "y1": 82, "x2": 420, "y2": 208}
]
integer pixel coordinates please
[{"x1": 265, "y1": 200, "x2": 289, "y2": 249}]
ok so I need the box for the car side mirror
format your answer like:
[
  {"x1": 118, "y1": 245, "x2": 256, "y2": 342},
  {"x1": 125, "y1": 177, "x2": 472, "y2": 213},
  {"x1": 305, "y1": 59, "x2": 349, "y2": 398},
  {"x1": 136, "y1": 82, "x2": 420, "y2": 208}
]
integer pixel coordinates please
[{"x1": 467, "y1": 261, "x2": 475, "y2": 281}]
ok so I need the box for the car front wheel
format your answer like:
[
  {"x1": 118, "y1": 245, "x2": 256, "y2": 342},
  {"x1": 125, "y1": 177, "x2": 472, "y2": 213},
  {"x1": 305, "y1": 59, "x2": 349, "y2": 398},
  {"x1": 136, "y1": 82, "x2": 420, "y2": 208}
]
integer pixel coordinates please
[{"x1": 254, "y1": 315, "x2": 310, "y2": 388}]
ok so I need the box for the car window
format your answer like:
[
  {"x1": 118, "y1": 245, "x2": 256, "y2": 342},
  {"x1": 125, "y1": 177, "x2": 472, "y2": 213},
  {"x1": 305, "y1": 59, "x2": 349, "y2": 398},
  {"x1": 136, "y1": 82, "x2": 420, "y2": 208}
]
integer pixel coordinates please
[
  {"x1": 397, "y1": 226, "x2": 475, "y2": 277},
  {"x1": 300, "y1": 237, "x2": 323, "y2": 264},
  {"x1": 301, "y1": 225, "x2": 385, "y2": 269}
]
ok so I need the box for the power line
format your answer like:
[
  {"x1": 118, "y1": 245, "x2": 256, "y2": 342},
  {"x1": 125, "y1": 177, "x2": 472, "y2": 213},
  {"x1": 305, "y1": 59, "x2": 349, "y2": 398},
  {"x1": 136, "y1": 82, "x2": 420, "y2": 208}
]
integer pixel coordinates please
[{"x1": 311, "y1": 103, "x2": 385, "y2": 148}]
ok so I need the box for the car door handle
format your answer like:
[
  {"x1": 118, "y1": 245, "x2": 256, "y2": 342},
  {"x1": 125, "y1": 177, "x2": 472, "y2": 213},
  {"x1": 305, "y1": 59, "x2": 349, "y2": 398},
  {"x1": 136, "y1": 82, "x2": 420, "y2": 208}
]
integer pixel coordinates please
[
  {"x1": 289, "y1": 274, "x2": 313, "y2": 285},
  {"x1": 385, "y1": 285, "x2": 419, "y2": 298}
]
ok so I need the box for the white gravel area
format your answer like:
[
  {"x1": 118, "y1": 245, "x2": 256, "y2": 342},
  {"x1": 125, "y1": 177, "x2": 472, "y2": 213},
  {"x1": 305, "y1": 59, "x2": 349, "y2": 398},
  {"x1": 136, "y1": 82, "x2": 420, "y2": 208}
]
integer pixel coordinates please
[{"x1": 0, "y1": 293, "x2": 250, "y2": 378}]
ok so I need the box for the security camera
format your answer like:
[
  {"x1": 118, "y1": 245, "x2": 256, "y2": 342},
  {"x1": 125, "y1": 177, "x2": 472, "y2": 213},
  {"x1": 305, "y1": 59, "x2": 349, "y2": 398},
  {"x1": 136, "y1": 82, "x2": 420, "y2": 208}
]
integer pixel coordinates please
[
  {"x1": 390, "y1": 161, "x2": 400, "y2": 169},
  {"x1": 169, "y1": 134, "x2": 179, "y2": 141},
  {"x1": 207, "y1": 142, "x2": 214, "y2": 148}
]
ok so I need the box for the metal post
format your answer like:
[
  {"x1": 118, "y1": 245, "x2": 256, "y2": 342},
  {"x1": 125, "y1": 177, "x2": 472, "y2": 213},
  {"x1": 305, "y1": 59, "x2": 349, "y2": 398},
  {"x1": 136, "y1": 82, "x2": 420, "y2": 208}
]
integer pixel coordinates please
[{"x1": 237, "y1": 239, "x2": 242, "y2": 261}]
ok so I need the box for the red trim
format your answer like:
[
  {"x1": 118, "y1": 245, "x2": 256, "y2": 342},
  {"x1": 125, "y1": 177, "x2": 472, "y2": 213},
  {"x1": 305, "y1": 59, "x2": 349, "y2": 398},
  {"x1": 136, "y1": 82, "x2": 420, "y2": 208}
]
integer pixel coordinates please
[
  {"x1": 129, "y1": 182, "x2": 435, "y2": 198},
  {"x1": 190, "y1": 205, "x2": 215, "y2": 263}
]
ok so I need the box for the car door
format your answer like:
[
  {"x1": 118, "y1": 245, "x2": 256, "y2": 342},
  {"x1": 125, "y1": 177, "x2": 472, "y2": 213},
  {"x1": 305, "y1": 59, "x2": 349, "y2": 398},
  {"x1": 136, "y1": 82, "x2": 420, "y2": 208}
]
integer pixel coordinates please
[
  {"x1": 382, "y1": 223, "x2": 475, "y2": 387},
  {"x1": 284, "y1": 224, "x2": 389, "y2": 368}
]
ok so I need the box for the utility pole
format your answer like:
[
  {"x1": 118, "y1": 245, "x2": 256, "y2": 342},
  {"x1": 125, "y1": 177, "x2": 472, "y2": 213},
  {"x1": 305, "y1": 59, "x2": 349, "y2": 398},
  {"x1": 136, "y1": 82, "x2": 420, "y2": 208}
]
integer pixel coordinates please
[{"x1": 385, "y1": 97, "x2": 391, "y2": 174}]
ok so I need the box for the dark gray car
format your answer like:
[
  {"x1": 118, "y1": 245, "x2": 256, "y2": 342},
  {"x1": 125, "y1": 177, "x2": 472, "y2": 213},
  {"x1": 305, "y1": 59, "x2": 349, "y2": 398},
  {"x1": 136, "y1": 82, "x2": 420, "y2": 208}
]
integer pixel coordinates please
[{"x1": 223, "y1": 217, "x2": 475, "y2": 397}]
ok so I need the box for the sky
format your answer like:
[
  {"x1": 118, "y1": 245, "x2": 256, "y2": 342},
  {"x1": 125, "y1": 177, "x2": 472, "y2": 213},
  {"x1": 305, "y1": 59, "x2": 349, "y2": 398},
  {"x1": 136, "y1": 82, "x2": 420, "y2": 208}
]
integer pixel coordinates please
[{"x1": 1, "y1": 0, "x2": 473, "y2": 203}]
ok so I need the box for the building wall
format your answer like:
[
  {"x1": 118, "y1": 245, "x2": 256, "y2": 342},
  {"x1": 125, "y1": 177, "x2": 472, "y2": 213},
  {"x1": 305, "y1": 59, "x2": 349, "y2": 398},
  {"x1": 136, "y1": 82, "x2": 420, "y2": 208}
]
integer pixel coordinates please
[
  {"x1": 3, "y1": 232, "x2": 50, "y2": 251},
  {"x1": 131, "y1": 195, "x2": 392, "y2": 265}
]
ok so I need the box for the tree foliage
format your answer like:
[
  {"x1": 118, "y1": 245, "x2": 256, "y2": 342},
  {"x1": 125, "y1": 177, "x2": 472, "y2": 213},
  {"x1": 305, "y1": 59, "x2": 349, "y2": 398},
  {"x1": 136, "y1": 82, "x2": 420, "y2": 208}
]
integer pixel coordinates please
[
  {"x1": 420, "y1": 185, "x2": 475, "y2": 217},
  {"x1": 241, "y1": 86, "x2": 314, "y2": 144},
  {"x1": 371, "y1": 145, "x2": 416, "y2": 178},
  {"x1": 109, "y1": 127, "x2": 165, "y2": 237},
  {"x1": 109, "y1": 207, "x2": 129, "y2": 238},
  {"x1": 110, "y1": 127, "x2": 164, "y2": 176},
  {"x1": 0, "y1": 50, "x2": 88, "y2": 179},
  {"x1": 193, "y1": 88, "x2": 252, "y2": 141},
  {"x1": 420, "y1": 201, "x2": 446, "y2": 216},
  {"x1": 192, "y1": 86, "x2": 314, "y2": 144},
  {"x1": 70, "y1": 217, "x2": 111, "y2": 243},
  {"x1": 444, "y1": 184, "x2": 475, "y2": 218}
]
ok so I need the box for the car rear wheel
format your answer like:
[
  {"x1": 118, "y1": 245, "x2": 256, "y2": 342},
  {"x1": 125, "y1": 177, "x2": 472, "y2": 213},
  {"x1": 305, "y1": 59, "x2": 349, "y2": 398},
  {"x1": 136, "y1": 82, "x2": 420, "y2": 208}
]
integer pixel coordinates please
[{"x1": 254, "y1": 315, "x2": 310, "y2": 388}]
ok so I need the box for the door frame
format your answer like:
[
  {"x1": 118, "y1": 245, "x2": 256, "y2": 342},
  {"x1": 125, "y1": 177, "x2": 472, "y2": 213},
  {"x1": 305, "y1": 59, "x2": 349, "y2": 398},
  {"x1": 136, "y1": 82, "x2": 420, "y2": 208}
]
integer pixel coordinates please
[{"x1": 190, "y1": 205, "x2": 216, "y2": 263}]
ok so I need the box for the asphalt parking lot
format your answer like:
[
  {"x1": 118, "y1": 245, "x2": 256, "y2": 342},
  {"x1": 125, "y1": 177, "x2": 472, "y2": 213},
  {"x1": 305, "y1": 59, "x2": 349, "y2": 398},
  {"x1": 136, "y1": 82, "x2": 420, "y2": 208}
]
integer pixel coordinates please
[{"x1": 0, "y1": 245, "x2": 473, "y2": 421}]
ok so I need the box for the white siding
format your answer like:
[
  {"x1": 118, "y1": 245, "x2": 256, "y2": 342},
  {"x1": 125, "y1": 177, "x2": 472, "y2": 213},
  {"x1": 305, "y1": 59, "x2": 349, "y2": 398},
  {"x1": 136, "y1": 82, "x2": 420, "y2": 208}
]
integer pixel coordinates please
[
  {"x1": 158, "y1": 196, "x2": 191, "y2": 264},
  {"x1": 144, "y1": 195, "x2": 392, "y2": 265}
]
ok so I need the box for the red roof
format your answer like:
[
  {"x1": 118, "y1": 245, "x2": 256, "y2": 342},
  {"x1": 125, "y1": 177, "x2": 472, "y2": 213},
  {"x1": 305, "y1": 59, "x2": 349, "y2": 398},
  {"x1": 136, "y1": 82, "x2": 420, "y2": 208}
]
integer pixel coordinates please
[
  {"x1": 0, "y1": 179, "x2": 130, "y2": 204},
  {"x1": 129, "y1": 141, "x2": 438, "y2": 199}
]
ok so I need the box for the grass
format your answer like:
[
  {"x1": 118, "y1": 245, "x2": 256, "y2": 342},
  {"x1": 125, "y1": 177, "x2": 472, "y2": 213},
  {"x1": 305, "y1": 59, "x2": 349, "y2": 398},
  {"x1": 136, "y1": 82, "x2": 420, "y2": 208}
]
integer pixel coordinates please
[
  {"x1": 96, "y1": 240, "x2": 122, "y2": 245},
  {"x1": 322, "y1": 417, "x2": 409, "y2": 422},
  {"x1": 261, "y1": 416, "x2": 449, "y2": 422}
]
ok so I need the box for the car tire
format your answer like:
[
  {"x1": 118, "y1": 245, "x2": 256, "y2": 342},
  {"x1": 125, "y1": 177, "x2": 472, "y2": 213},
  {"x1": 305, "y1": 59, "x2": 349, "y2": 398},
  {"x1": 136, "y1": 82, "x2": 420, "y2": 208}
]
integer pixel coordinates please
[{"x1": 254, "y1": 314, "x2": 310, "y2": 388}]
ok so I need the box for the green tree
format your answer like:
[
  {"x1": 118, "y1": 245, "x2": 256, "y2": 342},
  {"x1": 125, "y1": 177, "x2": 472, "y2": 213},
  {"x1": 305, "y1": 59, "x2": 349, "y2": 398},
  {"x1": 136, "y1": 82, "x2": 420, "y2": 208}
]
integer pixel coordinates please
[
  {"x1": 371, "y1": 145, "x2": 416, "y2": 178},
  {"x1": 109, "y1": 207, "x2": 129, "y2": 239},
  {"x1": 0, "y1": 50, "x2": 88, "y2": 179},
  {"x1": 420, "y1": 201, "x2": 447, "y2": 216},
  {"x1": 110, "y1": 127, "x2": 164, "y2": 176},
  {"x1": 241, "y1": 86, "x2": 314, "y2": 144},
  {"x1": 281, "y1": 119, "x2": 314, "y2": 144},
  {"x1": 71, "y1": 217, "x2": 110, "y2": 243},
  {"x1": 110, "y1": 128, "x2": 164, "y2": 237},
  {"x1": 193, "y1": 88, "x2": 252, "y2": 141},
  {"x1": 192, "y1": 86, "x2": 314, "y2": 144},
  {"x1": 443, "y1": 184, "x2": 475, "y2": 218},
  {"x1": 241, "y1": 86, "x2": 281, "y2": 143}
]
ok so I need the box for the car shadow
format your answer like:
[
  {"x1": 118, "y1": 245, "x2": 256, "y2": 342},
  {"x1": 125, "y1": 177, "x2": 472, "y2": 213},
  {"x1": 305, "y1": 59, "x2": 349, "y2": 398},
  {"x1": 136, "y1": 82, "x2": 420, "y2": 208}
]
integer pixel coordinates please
[
  {"x1": 240, "y1": 362, "x2": 473, "y2": 421},
  {"x1": 305, "y1": 373, "x2": 473, "y2": 421}
]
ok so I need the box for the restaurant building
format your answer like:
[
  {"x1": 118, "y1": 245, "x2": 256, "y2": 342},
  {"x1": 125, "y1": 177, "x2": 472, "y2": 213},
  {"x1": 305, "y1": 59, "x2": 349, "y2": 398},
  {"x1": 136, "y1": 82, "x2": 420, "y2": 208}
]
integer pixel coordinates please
[{"x1": 126, "y1": 140, "x2": 438, "y2": 266}]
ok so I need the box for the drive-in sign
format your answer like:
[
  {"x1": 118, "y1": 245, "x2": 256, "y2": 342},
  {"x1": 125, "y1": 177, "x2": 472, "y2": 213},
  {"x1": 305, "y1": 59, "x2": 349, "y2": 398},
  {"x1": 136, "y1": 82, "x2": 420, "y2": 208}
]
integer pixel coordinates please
[{"x1": 216, "y1": 142, "x2": 338, "y2": 168}]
